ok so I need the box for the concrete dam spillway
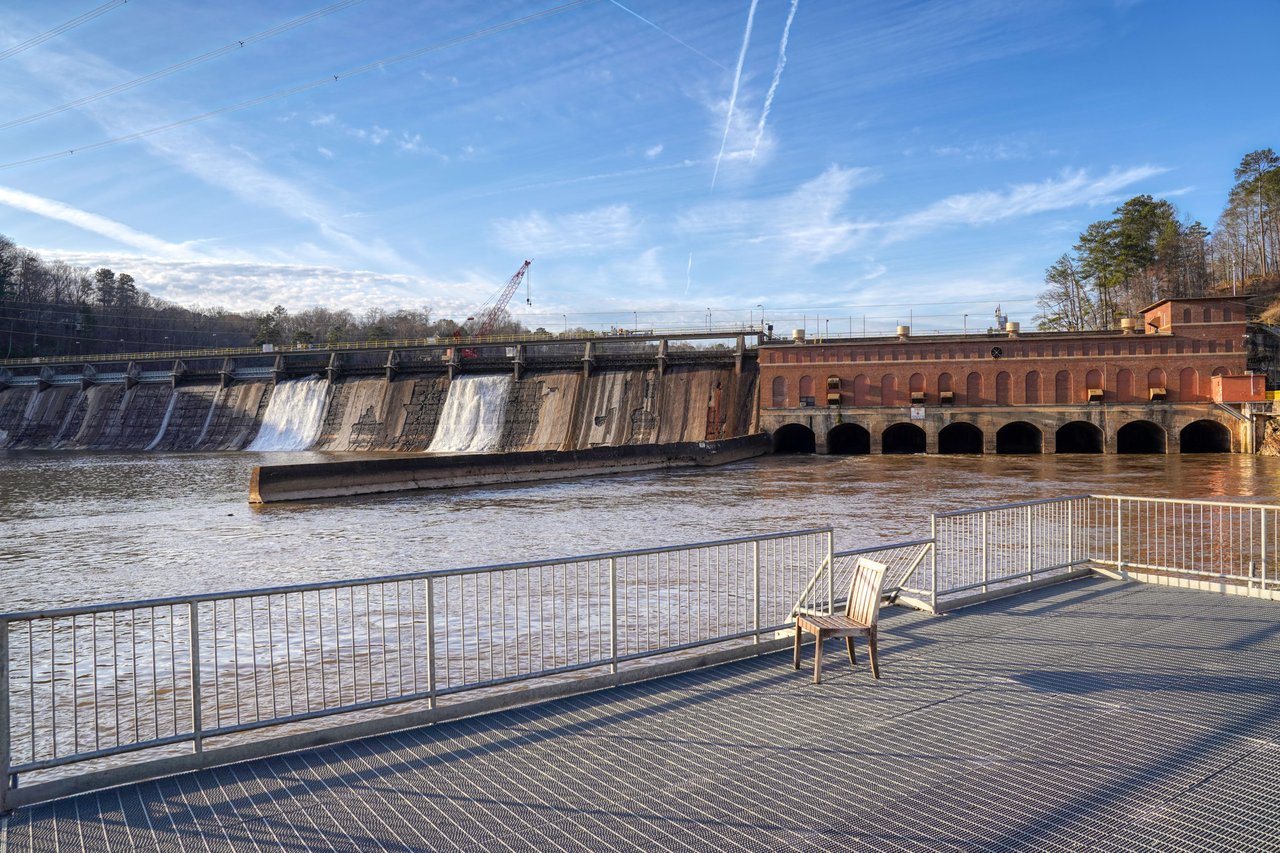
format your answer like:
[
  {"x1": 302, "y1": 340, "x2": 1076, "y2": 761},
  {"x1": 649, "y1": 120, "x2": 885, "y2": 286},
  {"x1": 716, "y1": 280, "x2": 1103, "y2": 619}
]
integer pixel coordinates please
[{"x1": 0, "y1": 365, "x2": 759, "y2": 454}]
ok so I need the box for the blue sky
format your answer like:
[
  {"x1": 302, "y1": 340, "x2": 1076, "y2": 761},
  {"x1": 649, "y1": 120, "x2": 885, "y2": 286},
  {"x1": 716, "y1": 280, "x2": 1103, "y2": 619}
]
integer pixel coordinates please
[{"x1": 0, "y1": 0, "x2": 1276, "y2": 334}]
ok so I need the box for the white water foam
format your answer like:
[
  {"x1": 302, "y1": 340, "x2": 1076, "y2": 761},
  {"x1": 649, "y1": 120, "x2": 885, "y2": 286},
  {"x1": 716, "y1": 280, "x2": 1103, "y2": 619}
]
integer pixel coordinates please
[
  {"x1": 144, "y1": 392, "x2": 178, "y2": 451},
  {"x1": 247, "y1": 376, "x2": 330, "y2": 451},
  {"x1": 428, "y1": 374, "x2": 512, "y2": 453}
]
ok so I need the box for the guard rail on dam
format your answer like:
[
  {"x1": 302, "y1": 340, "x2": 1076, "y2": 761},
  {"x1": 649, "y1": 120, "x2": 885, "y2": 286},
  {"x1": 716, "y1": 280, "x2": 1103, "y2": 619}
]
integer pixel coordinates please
[
  {"x1": 0, "y1": 331, "x2": 760, "y2": 452},
  {"x1": 3, "y1": 493, "x2": 1276, "y2": 810}
]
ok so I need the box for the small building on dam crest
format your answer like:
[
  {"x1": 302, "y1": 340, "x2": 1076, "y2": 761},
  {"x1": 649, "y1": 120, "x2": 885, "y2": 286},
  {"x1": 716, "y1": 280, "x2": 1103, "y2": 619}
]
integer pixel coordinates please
[{"x1": 758, "y1": 295, "x2": 1262, "y2": 455}]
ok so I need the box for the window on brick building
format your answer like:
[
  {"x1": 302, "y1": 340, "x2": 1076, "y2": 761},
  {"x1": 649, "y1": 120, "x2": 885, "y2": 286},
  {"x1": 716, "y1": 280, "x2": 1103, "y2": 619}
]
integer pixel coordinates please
[
  {"x1": 1183, "y1": 308, "x2": 1192, "y2": 323},
  {"x1": 771, "y1": 376, "x2": 786, "y2": 407},
  {"x1": 938, "y1": 372, "x2": 953, "y2": 394},
  {"x1": 1224, "y1": 307, "x2": 1233, "y2": 321},
  {"x1": 1148, "y1": 368, "x2": 1167, "y2": 396},
  {"x1": 1085, "y1": 369, "x2": 1103, "y2": 397},
  {"x1": 1025, "y1": 371, "x2": 1041, "y2": 404},
  {"x1": 1203, "y1": 307, "x2": 1212, "y2": 322},
  {"x1": 1055, "y1": 370, "x2": 1072, "y2": 404},
  {"x1": 798, "y1": 375, "x2": 815, "y2": 406},
  {"x1": 1208, "y1": 341, "x2": 1217, "y2": 353},
  {"x1": 1116, "y1": 369, "x2": 1134, "y2": 403}
]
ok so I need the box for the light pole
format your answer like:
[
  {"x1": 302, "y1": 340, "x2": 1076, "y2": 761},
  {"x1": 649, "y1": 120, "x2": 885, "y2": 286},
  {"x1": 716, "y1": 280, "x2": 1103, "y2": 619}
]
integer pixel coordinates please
[
  {"x1": 706, "y1": 308, "x2": 711, "y2": 331},
  {"x1": 562, "y1": 314, "x2": 567, "y2": 334},
  {"x1": 963, "y1": 314, "x2": 968, "y2": 335},
  {"x1": 633, "y1": 311, "x2": 638, "y2": 332}
]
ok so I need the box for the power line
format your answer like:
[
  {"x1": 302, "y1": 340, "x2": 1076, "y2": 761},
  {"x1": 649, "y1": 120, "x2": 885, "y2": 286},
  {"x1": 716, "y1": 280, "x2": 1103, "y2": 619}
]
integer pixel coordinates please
[
  {"x1": 0, "y1": 0, "x2": 366, "y2": 131},
  {"x1": 0, "y1": 1, "x2": 129, "y2": 63},
  {"x1": 0, "y1": 0, "x2": 597, "y2": 171}
]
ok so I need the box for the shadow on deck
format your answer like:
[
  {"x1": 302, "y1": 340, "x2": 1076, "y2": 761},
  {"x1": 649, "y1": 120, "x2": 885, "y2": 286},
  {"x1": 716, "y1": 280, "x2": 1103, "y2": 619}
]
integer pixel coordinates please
[{"x1": 6, "y1": 577, "x2": 1280, "y2": 851}]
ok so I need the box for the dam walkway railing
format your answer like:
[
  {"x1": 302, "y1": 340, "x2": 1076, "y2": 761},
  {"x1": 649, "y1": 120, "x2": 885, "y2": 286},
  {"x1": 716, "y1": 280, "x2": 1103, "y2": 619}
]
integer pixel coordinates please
[{"x1": 3, "y1": 494, "x2": 1278, "y2": 810}]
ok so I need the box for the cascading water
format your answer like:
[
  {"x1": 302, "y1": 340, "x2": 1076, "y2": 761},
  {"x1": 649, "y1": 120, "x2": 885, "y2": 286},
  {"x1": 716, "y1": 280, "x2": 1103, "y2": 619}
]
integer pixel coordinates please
[
  {"x1": 428, "y1": 374, "x2": 512, "y2": 453},
  {"x1": 247, "y1": 376, "x2": 331, "y2": 451}
]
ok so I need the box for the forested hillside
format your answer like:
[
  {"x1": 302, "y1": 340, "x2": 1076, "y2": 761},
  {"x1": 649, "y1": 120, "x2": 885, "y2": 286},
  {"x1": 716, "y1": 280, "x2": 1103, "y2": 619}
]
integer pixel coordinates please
[
  {"x1": 1036, "y1": 147, "x2": 1279, "y2": 330},
  {"x1": 0, "y1": 235, "x2": 524, "y2": 359}
]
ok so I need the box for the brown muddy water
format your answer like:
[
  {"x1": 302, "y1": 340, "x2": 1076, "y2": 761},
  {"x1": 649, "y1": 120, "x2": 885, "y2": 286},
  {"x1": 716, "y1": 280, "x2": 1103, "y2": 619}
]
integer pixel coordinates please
[{"x1": 2, "y1": 450, "x2": 1278, "y2": 613}]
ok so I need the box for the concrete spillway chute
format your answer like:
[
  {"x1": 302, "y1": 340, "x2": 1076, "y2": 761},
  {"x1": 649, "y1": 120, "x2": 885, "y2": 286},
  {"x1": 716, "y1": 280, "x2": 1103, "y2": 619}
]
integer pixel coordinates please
[{"x1": 80, "y1": 364, "x2": 98, "y2": 391}]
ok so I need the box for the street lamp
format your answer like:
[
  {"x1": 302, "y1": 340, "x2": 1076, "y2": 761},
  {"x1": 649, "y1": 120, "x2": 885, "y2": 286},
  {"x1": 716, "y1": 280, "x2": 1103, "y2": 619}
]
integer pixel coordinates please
[
  {"x1": 562, "y1": 314, "x2": 568, "y2": 334},
  {"x1": 706, "y1": 308, "x2": 711, "y2": 331},
  {"x1": 963, "y1": 314, "x2": 969, "y2": 335},
  {"x1": 633, "y1": 311, "x2": 638, "y2": 332}
]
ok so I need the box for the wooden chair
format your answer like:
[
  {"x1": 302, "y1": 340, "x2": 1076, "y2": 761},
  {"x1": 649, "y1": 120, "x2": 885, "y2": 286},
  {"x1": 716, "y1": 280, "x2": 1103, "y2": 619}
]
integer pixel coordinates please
[{"x1": 794, "y1": 557, "x2": 887, "y2": 684}]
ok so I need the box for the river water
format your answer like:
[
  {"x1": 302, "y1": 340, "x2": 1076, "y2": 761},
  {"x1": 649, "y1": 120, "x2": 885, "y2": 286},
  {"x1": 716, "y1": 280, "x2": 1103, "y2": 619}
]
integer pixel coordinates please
[{"x1": 2, "y1": 450, "x2": 1278, "y2": 613}]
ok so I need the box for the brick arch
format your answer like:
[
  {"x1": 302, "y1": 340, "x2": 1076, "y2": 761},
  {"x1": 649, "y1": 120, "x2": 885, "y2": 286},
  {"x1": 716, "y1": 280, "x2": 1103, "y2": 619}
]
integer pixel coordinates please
[
  {"x1": 881, "y1": 374, "x2": 898, "y2": 406},
  {"x1": 1116, "y1": 369, "x2": 1134, "y2": 403},
  {"x1": 938, "y1": 372, "x2": 953, "y2": 394},
  {"x1": 798, "y1": 375, "x2": 814, "y2": 403},
  {"x1": 995, "y1": 371, "x2": 1011, "y2": 405},
  {"x1": 1054, "y1": 370, "x2": 1072, "y2": 404},
  {"x1": 853, "y1": 374, "x2": 869, "y2": 405},
  {"x1": 1179, "y1": 367, "x2": 1199, "y2": 401},
  {"x1": 909, "y1": 372, "x2": 925, "y2": 393},
  {"x1": 771, "y1": 375, "x2": 786, "y2": 407},
  {"x1": 966, "y1": 371, "x2": 983, "y2": 405},
  {"x1": 1147, "y1": 368, "x2": 1167, "y2": 392},
  {"x1": 1024, "y1": 370, "x2": 1041, "y2": 404}
]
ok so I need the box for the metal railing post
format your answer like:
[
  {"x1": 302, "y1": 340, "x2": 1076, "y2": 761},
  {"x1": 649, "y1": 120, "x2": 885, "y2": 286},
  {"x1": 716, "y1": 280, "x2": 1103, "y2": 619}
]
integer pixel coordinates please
[
  {"x1": 826, "y1": 531, "x2": 835, "y2": 615},
  {"x1": 609, "y1": 557, "x2": 619, "y2": 673},
  {"x1": 425, "y1": 579, "x2": 437, "y2": 709},
  {"x1": 1116, "y1": 498, "x2": 1124, "y2": 571},
  {"x1": 752, "y1": 541, "x2": 760, "y2": 646},
  {"x1": 1, "y1": 619, "x2": 11, "y2": 814},
  {"x1": 1067, "y1": 500, "x2": 1075, "y2": 565},
  {"x1": 930, "y1": 515, "x2": 939, "y2": 613},
  {"x1": 1027, "y1": 504, "x2": 1034, "y2": 581},
  {"x1": 1262, "y1": 507, "x2": 1269, "y2": 590},
  {"x1": 188, "y1": 604, "x2": 203, "y2": 754},
  {"x1": 981, "y1": 514, "x2": 988, "y2": 593}
]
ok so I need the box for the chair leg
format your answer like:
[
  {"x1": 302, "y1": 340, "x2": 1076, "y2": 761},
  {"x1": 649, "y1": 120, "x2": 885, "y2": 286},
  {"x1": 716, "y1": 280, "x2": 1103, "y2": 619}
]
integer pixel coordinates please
[
  {"x1": 867, "y1": 628, "x2": 880, "y2": 680},
  {"x1": 793, "y1": 620, "x2": 803, "y2": 670},
  {"x1": 846, "y1": 636, "x2": 856, "y2": 666},
  {"x1": 813, "y1": 632, "x2": 823, "y2": 684}
]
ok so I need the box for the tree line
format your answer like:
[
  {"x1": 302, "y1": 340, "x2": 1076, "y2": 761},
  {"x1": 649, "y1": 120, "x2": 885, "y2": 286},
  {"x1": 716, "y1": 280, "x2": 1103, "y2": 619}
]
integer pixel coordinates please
[
  {"x1": 1036, "y1": 147, "x2": 1278, "y2": 331},
  {"x1": 0, "y1": 234, "x2": 526, "y2": 360}
]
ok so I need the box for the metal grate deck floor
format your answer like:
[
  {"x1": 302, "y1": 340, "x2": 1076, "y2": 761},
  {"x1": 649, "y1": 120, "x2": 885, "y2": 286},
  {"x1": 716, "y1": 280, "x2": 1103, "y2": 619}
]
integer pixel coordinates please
[{"x1": 5, "y1": 578, "x2": 1280, "y2": 852}]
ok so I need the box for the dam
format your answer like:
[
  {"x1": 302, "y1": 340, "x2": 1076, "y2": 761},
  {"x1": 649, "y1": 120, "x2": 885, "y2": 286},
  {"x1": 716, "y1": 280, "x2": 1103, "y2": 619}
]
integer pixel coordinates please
[{"x1": 0, "y1": 333, "x2": 760, "y2": 453}]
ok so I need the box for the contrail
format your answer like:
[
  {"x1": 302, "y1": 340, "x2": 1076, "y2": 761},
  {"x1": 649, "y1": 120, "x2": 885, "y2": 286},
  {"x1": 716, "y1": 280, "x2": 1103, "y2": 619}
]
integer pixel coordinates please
[
  {"x1": 751, "y1": 0, "x2": 798, "y2": 162},
  {"x1": 710, "y1": 0, "x2": 759, "y2": 191},
  {"x1": 684, "y1": 252, "x2": 694, "y2": 295},
  {"x1": 607, "y1": 0, "x2": 728, "y2": 71}
]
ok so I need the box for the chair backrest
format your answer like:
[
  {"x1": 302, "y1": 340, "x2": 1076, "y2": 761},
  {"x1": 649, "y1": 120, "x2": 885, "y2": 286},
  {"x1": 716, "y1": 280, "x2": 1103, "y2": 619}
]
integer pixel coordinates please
[{"x1": 845, "y1": 558, "x2": 888, "y2": 625}]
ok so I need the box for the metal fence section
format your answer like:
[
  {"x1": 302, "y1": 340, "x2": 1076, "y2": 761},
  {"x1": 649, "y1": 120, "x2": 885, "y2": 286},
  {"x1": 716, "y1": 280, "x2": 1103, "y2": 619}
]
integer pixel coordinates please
[
  {"x1": 792, "y1": 539, "x2": 934, "y2": 617},
  {"x1": 1088, "y1": 495, "x2": 1278, "y2": 589},
  {"x1": 0, "y1": 528, "x2": 830, "y2": 810},
  {"x1": 930, "y1": 495, "x2": 1094, "y2": 610}
]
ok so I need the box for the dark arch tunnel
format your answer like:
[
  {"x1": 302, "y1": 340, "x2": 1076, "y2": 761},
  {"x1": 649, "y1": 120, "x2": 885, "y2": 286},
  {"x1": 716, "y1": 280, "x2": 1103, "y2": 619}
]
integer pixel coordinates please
[
  {"x1": 771, "y1": 423, "x2": 816, "y2": 454},
  {"x1": 1056, "y1": 421, "x2": 1103, "y2": 454},
  {"x1": 882, "y1": 422, "x2": 926, "y2": 455},
  {"x1": 1117, "y1": 420, "x2": 1166, "y2": 454},
  {"x1": 827, "y1": 423, "x2": 870, "y2": 455},
  {"x1": 1179, "y1": 419, "x2": 1231, "y2": 453},
  {"x1": 996, "y1": 421, "x2": 1042, "y2": 454},
  {"x1": 938, "y1": 422, "x2": 983, "y2": 454}
]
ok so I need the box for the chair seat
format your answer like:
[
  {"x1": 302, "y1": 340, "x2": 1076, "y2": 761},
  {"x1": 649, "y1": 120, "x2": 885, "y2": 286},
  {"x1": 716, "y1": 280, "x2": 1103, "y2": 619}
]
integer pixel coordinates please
[{"x1": 797, "y1": 613, "x2": 872, "y2": 635}]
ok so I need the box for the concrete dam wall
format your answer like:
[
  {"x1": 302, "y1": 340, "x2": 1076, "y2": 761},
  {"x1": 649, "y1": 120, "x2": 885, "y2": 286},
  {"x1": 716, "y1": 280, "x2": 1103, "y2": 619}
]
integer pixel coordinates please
[{"x1": 0, "y1": 365, "x2": 758, "y2": 453}]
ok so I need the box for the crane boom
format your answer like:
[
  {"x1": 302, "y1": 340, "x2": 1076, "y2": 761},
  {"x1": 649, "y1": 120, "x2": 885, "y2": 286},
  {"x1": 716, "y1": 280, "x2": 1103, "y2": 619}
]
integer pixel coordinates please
[{"x1": 471, "y1": 259, "x2": 532, "y2": 338}]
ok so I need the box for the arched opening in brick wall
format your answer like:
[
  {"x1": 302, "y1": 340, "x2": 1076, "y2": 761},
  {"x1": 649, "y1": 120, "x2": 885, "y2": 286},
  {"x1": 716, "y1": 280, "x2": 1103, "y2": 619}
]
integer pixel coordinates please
[
  {"x1": 881, "y1": 374, "x2": 898, "y2": 406},
  {"x1": 853, "y1": 374, "x2": 869, "y2": 405},
  {"x1": 909, "y1": 373, "x2": 925, "y2": 394},
  {"x1": 966, "y1": 372, "x2": 983, "y2": 405},
  {"x1": 1116, "y1": 369, "x2": 1134, "y2": 403},
  {"x1": 771, "y1": 423, "x2": 816, "y2": 453},
  {"x1": 1055, "y1": 371, "x2": 1072, "y2": 404},
  {"x1": 771, "y1": 376, "x2": 786, "y2": 407},
  {"x1": 798, "y1": 375, "x2": 814, "y2": 406},
  {"x1": 938, "y1": 372, "x2": 953, "y2": 395},
  {"x1": 1085, "y1": 369, "x2": 1102, "y2": 395},
  {"x1": 827, "y1": 423, "x2": 870, "y2": 455},
  {"x1": 1024, "y1": 371, "x2": 1041, "y2": 404},
  {"x1": 882, "y1": 422, "x2": 926, "y2": 454},
  {"x1": 938, "y1": 422, "x2": 983, "y2": 454},
  {"x1": 1183, "y1": 308, "x2": 1192, "y2": 323},
  {"x1": 1179, "y1": 368, "x2": 1199, "y2": 401},
  {"x1": 1147, "y1": 368, "x2": 1167, "y2": 396},
  {"x1": 1212, "y1": 366, "x2": 1229, "y2": 377},
  {"x1": 1180, "y1": 420, "x2": 1231, "y2": 453},
  {"x1": 996, "y1": 421, "x2": 1042, "y2": 454},
  {"x1": 1117, "y1": 420, "x2": 1166, "y2": 454},
  {"x1": 995, "y1": 371, "x2": 1011, "y2": 405},
  {"x1": 1056, "y1": 421, "x2": 1103, "y2": 453}
]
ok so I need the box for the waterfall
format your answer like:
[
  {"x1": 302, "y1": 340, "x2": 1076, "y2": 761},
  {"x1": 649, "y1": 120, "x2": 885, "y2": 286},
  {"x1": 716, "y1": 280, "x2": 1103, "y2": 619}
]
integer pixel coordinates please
[
  {"x1": 428, "y1": 374, "x2": 512, "y2": 453},
  {"x1": 247, "y1": 376, "x2": 330, "y2": 451},
  {"x1": 144, "y1": 392, "x2": 178, "y2": 451}
]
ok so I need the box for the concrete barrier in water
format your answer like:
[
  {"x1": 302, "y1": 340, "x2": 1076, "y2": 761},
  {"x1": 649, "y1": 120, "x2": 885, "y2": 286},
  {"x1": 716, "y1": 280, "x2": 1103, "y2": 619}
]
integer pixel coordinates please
[{"x1": 249, "y1": 433, "x2": 771, "y2": 503}]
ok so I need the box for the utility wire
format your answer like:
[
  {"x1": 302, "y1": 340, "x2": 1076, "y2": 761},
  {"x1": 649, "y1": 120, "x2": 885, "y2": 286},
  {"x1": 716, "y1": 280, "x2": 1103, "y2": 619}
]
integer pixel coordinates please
[
  {"x1": 0, "y1": 1, "x2": 130, "y2": 63},
  {"x1": 0, "y1": 0, "x2": 597, "y2": 171},
  {"x1": 0, "y1": 0, "x2": 366, "y2": 131}
]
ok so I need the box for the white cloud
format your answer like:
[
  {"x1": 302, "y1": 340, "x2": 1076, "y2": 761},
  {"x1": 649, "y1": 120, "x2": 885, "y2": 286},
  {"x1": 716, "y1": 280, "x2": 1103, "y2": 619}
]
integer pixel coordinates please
[
  {"x1": 645, "y1": 143, "x2": 664, "y2": 160},
  {"x1": 886, "y1": 165, "x2": 1166, "y2": 239},
  {"x1": 37, "y1": 250, "x2": 480, "y2": 315},
  {"x1": 0, "y1": 186, "x2": 194, "y2": 258},
  {"x1": 679, "y1": 165, "x2": 876, "y2": 263},
  {"x1": 317, "y1": 146, "x2": 335, "y2": 160},
  {"x1": 492, "y1": 204, "x2": 640, "y2": 255}
]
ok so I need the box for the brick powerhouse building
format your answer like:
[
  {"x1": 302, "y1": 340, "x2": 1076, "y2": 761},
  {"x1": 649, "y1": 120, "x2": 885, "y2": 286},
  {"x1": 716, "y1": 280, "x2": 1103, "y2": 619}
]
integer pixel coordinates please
[{"x1": 758, "y1": 295, "x2": 1254, "y2": 454}]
